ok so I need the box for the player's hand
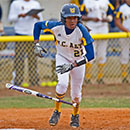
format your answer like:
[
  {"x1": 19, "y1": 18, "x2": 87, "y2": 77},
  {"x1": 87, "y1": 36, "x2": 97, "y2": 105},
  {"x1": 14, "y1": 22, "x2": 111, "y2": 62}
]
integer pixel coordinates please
[
  {"x1": 34, "y1": 43, "x2": 47, "y2": 57},
  {"x1": 101, "y1": 18, "x2": 109, "y2": 22},
  {"x1": 18, "y1": 13, "x2": 27, "y2": 18},
  {"x1": 56, "y1": 63, "x2": 74, "y2": 74},
  {"x1": 32, "y1": 14, "x2": 40, "y2": 20}
]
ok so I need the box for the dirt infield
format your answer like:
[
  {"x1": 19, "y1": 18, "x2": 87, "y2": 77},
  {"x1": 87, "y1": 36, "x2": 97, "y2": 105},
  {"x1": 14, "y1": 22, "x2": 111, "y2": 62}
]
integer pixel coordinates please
[
  {"x1": 1, "y1": 84, "x2": 130, "y2": 129},
  {"x1": 0, "y1": 108, "x2": 130, "y2": 130}
]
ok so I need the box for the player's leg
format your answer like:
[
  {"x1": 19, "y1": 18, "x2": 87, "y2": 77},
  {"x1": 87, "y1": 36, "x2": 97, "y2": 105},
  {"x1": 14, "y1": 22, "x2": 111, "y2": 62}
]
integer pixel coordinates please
[
  {"x1": 49, "y1": 54, "x2": 70, "y2": 126},
  {"x1": 96, "y1": 40, "x2": 107, "y2": 84},
  {"x1": 85, "y1": 40, "x2": 96, "y2": 84},
  {"x1": 85, "y1": 62, "x2": 92, "y2": 84},
  {"x1": 70, "y1": 64, "x2": 85, "y2": 128},
  {"x1": 120, "y1": 38, "x2": 129, "y2": 83}
]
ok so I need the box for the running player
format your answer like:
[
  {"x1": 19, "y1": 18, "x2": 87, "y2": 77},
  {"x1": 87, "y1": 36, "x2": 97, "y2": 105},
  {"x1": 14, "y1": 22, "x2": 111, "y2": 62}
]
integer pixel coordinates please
[
  {"x1": 115, "y1": 0, "x2": 130, "y2": 83},
  {"x1": 82, "y1": 0, "x2": 113, "y2": 84},
  {"x1": 33, "y1": 4, "x2": 94, "y2": 128}
]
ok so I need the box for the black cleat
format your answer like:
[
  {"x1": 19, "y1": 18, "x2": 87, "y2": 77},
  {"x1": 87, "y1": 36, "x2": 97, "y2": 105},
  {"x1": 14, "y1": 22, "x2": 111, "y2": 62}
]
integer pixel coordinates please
[
  {"x1": 49, "y1": 110, "x2": 61, "y2": 126},
  {"x1": 70, "y1": 114, "x2": 79, "y2": 128}
]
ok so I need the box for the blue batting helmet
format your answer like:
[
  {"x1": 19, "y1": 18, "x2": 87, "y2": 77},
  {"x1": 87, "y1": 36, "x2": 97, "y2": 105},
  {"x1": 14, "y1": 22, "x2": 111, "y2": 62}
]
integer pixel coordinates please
[{"x1": 60, "y1": 4, "x2": 81, "y2": 24}]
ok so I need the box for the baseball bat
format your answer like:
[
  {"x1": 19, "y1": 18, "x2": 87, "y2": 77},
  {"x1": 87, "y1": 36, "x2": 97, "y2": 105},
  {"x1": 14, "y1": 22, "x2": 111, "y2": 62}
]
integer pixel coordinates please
[{"x1": 5, "y1": 83, "x2": 77, "y2": 107}]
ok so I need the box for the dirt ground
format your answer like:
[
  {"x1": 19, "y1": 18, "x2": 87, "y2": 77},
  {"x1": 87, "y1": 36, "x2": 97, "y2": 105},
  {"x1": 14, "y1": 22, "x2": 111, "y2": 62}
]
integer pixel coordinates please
[
  {"x1": 0, "y1": 108, "x2": 130, "y2": 130},
  {"x1": 1, "y1": 85, "x2": 130, "y2": 129}
]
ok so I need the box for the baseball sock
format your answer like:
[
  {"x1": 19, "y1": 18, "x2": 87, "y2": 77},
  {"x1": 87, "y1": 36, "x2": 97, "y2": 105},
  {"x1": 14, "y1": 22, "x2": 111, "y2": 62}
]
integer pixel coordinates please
[
  {"x1": 85, "y1": 63, "x2": 92, "y2": 80},
  {"x1": 72, "y1": 103, "x2": 79, "y2": 116},
  {"x1": 55, "y1": 92, "x2": 65, "y2": 112},
  {"x1": 121, "y1": 64, "x2": 128, "y2": 79},
  {"x1": 97, "y1": 63, "x2": 105, "y2": 80}
]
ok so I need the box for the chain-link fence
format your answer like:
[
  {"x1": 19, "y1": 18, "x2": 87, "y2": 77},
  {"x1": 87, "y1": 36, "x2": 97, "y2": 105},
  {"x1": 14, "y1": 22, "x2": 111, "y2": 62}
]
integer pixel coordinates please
[{"x1": 0, "y1": 33, "x2": 130, "y2": 87}]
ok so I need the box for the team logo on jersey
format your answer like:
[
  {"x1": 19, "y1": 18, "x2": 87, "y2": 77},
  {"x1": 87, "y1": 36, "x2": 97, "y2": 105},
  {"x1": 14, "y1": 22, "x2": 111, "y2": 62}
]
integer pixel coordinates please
[{"x1": 70, "y1": 8, "x2": 75, "y2": 13}]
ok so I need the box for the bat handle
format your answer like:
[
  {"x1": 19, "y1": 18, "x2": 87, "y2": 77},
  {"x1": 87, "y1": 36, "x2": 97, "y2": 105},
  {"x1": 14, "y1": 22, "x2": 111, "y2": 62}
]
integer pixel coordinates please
[{"x1": 59, "y1": 99, "x2": 77, "y2": 107}]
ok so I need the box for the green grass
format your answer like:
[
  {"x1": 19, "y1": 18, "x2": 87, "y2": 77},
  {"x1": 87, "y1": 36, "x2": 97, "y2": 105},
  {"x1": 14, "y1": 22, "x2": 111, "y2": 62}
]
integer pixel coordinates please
[
  {"x1": 81, "y1": 97, "x2": 130, "y2": 108},
  {"x1": 1, "y1": 95, "x2": 130, "y2": 108}
]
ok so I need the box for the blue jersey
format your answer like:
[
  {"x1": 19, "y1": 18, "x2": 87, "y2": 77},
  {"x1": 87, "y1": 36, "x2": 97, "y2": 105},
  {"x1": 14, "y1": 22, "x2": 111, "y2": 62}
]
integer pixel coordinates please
[{"x1": 34, "y1": 21, "x2": 94, "y2": 62}]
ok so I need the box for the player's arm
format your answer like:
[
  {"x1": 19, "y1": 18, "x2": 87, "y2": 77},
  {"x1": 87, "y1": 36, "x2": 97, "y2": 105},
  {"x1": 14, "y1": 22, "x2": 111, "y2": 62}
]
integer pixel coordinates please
[
  {"x1": 8, "y1": 2, "x2": 19, "y2": 22},
  {"x1": 82, "y1": 15, "x2": 100, "y2": 22},
  {"x1": 33, "y1": 22, "x2": 43, "y2": 43},
  {"x1": 33, "y1": 22, "x2": 46, "y2": 57},
  {"x1": 115, "y1": 11, "x2": 130, "y2": 32},
  {"x1": 101, "y1": 3, "x2": 113, "y2": 23},
  {"x1": 33, "y1": 21, "x2": 61, "y2": 57},
  {"x1": 34, "y1": 21, "x2": 61, "y2": 42},
  {"x1": 81, "y1": 6, "x2": 100, "y2": 22}
]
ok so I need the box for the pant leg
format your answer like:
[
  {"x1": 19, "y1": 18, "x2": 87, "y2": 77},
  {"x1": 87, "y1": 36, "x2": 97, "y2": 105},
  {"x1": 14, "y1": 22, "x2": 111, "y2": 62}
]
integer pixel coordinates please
[
  {"x1": 120, "y1": 38, "x2": 129, "y2": 81},
  {"x1": 120, "y1": 38, "x2": 129, "y2": 64},
  {"x1": 55, "y1": 54, "x2": 70, "y2": 94},
  {"x1": 96, "y1": 40, "x2": 107, "y2": 64},
  {"x1": 96, "y1": 40, "x2": 107, "y2": 81},
  {"x1": 70, "y1": 64, "x2": 85, "y2": 103}
]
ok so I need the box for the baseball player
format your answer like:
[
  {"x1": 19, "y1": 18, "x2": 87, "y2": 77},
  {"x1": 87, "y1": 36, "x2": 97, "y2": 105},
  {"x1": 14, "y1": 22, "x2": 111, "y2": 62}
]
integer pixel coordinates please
[
  {"x1": 33, "y1": 4, "x2": 94, "y2": 128},
  {"x1": 82, "y1": 0, "x2": 113, "y2": 84},
  {"x1": 115, "y1": 0, "x2": 130, "y2": 83}
]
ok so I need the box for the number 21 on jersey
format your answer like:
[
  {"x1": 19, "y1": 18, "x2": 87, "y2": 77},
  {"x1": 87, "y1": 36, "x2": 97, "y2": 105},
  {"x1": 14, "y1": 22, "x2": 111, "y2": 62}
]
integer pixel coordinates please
[{"x1": 74, "y1": 49, "x2": 84, "y2": 57}]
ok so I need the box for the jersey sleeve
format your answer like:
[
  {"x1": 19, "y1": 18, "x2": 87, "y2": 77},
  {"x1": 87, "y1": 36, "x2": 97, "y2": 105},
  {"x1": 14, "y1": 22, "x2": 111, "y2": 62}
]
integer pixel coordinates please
[
  {"x1": 85, "y1": 43, "x2": 94, "y2": 62},
  {"x1": 77, "y1": 23, "x2": 94, "y2": 46},
  {"x1": 8, "y1": 1, "x2": 19, "y2": 22},
  {"x1": 115, "y1": 7, "x2": 122, "y2": 20},
  {"x1": 107, "y1": 3, "x2": 114, "y2": 15},
  {"x1": 33, "y1": 21, "x2": 62, "y2": 40},
  {"x1": 80, "y1": 3, "x2": 88, "y2": 15},
  {"x1": 77, "y1": 23, "x2": 94, "y2": 62}
]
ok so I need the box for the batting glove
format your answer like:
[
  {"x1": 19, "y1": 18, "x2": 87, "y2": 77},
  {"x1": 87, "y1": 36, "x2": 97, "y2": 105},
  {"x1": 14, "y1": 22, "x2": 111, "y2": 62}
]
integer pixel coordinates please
[
  {"x1": 56, "y1": 56, "x2": 87, "y2": 74},
  {"x1": 56, "y1": 63, "x2": 74, "y2": 74},
  {"x1": 34, "y1": 43, "x2": 47, "y2": 57}
]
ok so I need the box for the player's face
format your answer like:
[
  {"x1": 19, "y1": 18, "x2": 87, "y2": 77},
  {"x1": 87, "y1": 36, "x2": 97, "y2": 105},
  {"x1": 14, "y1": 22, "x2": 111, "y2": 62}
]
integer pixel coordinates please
[{"x1": 65, "y1": 16, "x2": 78, "y2": 29}]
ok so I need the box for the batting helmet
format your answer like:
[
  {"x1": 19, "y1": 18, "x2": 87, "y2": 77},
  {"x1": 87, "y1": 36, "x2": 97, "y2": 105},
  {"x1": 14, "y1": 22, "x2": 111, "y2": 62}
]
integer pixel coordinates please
[{"x1": 60, "y1": 4, "x2": 81, "y2": 24}]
